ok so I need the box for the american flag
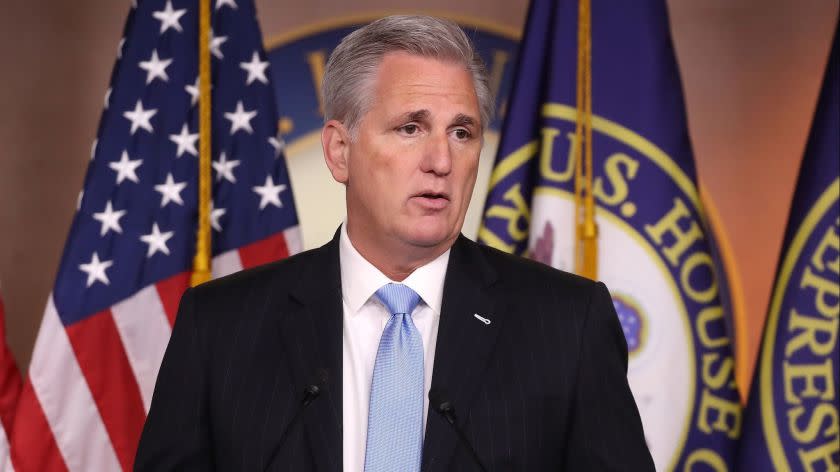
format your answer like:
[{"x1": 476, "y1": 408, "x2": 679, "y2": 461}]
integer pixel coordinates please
[
  {"x1": 9, "y1": 0, "x2": 300, "y2": 470},
  {"x1": 0, "y1": 289, "x2": 22, "y2": 472}
]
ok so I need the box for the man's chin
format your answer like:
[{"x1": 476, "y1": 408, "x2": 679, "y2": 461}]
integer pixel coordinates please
[{"x1": 402, "y1": 227, "x2": 459, "y2": 250}]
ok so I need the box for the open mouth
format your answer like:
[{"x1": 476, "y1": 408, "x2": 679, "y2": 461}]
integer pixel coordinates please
[
  {"x1": 416, "y1": 192, "x2": 449, "y2": 201},
  {"x1": 412, "y1": 192, "x2": 450, "y2": 209}
]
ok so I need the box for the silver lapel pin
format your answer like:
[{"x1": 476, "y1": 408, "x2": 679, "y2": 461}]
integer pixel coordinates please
[{"x1": 473, "y1": 313, "x2": 491, "y2": 325}]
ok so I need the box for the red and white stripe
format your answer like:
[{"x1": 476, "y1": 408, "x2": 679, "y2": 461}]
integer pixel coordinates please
[
  {"x1": 9, "y1": 229, "x2": 300, "y2": 471},
  {"x1": 0, "y1": 429, "x2": 13, "y2": 472},
  {"x1": 0, "y1": 425, "x2": 12, "y2": 472},
  {"x1": 0, "y1": 290, "x2": 22, "y2": 472}
]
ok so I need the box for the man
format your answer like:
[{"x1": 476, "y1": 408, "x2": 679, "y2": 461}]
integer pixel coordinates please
[{"x1": 136, "y1": 15, "x2": 654, "y2": 471}]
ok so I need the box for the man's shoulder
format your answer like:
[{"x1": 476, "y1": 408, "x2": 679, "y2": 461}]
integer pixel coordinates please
[
  {"x1": 462, "y1": 238, "x2": 613, "y2": 339},
  {"x1": 463, "y1": 237, "x2": 596, "y2": 292},
  {"x1": 190, "y1": 243, "x2": 331, "y2": 302}
]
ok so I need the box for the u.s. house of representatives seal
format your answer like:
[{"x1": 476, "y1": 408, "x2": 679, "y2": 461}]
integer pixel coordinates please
[
  {"x1": 479, "y1": 103, "x2": 741, "y2": 471},
  {"x1": 759, "y1": 178, "x2": 839, "y2": 472}
]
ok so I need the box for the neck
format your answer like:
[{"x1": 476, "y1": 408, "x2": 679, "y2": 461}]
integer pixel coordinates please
[{"x1": 345, "y1": 225, "x2": 454, "y2": 282}]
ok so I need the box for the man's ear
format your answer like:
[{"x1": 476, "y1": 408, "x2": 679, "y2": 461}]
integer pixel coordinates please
[{"x1": 322, "y1": 120, "x2": 350, "y2": 184}]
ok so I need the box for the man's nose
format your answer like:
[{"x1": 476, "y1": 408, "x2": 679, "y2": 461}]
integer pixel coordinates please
[{"x1": 420, "y1": 131, "x2": 452, "y2": 176}]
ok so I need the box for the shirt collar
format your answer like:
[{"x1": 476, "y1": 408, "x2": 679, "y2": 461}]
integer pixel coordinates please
[{"x1": 339, "y1": 223, "x2": 450, "y2": 316}]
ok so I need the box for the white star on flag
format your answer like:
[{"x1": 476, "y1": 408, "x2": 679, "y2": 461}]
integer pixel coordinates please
[
  {"x1": 185, "y1": 77, "x2": 199, "y2": 106},
  {"x1": 24, "y1": 1, "x2": 304, "y2": 464},
  {"x1": 210, "y1": 29, "x2": 228, "y2": 59},
  {"x1": 268, "y1": 136, "x2": 285, "y2": 158},
  {"x1": 92, "y1": 201, "x2": 127, "y2": 236},
  {"x1": 123, "y1": 99, "x2": 157, "y2": 134},
  {"x1": 154, "y1": 173, "x2": 187, "y2": 207},
  {"x1": 213, "y1": 152, "x2": 240, "y2": 183},
  {"x1": 240, "y1": 51, "x2": 269, "y2": 85},
  {"x1": 79, "y1": 252, "x2": 113, "y2": 287},
  {"x1": 224, "y1": 101, "x2": 257, "y2": 134},
  {"x1": 139, "y1": 223, "x2": 174, "y2": 257},
  {"x1": 216, "y1": 0, "x2": 237, "y2": 10},
  {"x1": 169, "y1": 124, "x2": 199, "y2": 157},
  {"x1": 139, "y1": 49, "x2": 173, "y2": 84},
  {"x1": 252, "y1": 175, "x2": 287, "y2": 209},
  {"x1": 152, "y1": 0, "x2": 187, "y2": 34},
  {"x1": 109, "y1": 151, "x2": 143, "y2": 184},
  {"x1": 210, "y1": 202, "x2": 226, "y2": 231}
]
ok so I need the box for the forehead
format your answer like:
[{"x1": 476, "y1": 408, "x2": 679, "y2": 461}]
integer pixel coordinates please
[{"x1": 367, "y1": 52, "x2": 479, "y2": 114}]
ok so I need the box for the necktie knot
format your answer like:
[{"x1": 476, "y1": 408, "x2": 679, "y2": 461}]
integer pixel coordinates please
[{"x1": 375, "y1": 283, "x2": 421, "y2": 316}]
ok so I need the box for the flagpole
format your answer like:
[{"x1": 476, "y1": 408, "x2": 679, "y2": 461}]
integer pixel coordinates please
[
  {"x1": 192, "y1": 0, "x2": 212, "y2": 286},
  {"x1": 574, "y1": 0, "x2": 598, "y2": 280}
]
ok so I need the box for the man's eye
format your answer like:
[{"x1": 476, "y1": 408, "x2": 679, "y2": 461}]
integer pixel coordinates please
[
  {"x1": 400, "y1": 124, "x2": 419, "y2": 135},
  {"x1": 453, "y1": 128, "x2": 471, "y2": 140}
]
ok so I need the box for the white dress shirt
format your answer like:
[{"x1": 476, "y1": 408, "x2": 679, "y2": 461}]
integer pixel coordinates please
[{"x1": 339, "y1": 224, "x2": 450, "y2": 472}]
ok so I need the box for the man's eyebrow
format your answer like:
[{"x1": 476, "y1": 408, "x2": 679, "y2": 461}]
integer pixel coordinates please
[
  {"x1": 402, "y1": 109, "x2": 430, "y2": 122},
  {"x1": 451, "y1": 113, "x2": 478, "y2": 128}
]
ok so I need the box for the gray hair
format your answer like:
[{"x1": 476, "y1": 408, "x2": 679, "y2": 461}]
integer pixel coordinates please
[{"x1": 322, "y1": 15, "x2": 494, "y2": 136}]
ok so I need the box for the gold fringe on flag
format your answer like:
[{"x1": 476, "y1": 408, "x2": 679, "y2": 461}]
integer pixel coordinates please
[
  {"x1": 573, "y1": 0, "x2": 598, "y2": 280},
  {"x1": 191, "y1": 0, "x2": 212, "y2": 286}
]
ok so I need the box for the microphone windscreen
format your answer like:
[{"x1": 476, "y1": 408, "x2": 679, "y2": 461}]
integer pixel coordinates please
[{"x1": 428, "y1": 388, "x2": 452, "y2": 413}]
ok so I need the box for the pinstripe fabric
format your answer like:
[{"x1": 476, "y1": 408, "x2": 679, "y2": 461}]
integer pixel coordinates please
[
  {"x1": 136, "y1": 233, "x2": 654, "y2": 471},
  {"x1": 364, "y1": 284, "x2": 423, "y2": 472}
]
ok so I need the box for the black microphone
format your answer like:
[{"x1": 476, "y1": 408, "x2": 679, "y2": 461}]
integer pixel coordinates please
[
  {"x1": 428, "y1": 389, "x2": 488, "y2": 472},
  {"x1": 263, "y1": 369, "x2": 328, "y2": 471}
]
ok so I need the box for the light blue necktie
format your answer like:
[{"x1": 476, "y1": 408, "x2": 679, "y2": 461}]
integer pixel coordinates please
[{"x1": 364, "y1": 283, "x2": 424, "y2": 472}]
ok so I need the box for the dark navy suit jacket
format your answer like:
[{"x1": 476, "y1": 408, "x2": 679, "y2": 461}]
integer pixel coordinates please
[{"x1": 135, "y1": 232, "x2": 654, "y2": 471}]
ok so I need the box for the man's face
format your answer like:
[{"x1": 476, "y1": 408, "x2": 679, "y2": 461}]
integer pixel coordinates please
[{"x1": 333, "y1": 52, "x2": 483, "y2": 256}]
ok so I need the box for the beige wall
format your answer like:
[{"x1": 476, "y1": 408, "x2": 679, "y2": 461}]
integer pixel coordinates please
[{"x1": 0, "y1": 0, "x2": 836, "y2": 398}]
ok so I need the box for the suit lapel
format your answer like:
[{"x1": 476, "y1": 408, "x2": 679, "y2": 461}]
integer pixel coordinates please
[
  {"x1": 274, "y1": 233, "x2": 502, "y2": 471},
  {"x1": 423, "y1": 236, "x2": 501, "y2": 471},
  {"x1": 278, "y1": 233, "x2": 343, "y2": 472}
]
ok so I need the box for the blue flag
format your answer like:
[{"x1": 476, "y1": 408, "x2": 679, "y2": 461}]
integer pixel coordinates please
[
  {"x1": 9, "y1": 0, "x2": 300, "y2": 469},
  {"x1": 738, "y1": 18, "x2": 839, "y2": 472},
  {"x1": 478, "y1": 0, "x2": 740, "y2": 469}
]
